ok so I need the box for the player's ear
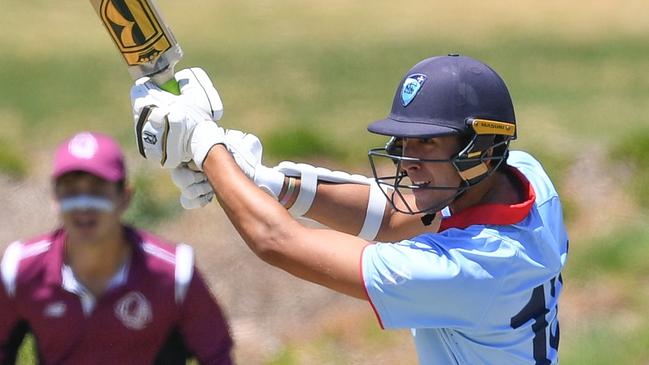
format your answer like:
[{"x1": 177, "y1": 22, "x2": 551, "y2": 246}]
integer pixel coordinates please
[
  {"x1": 483, "y1": 146, "x2": 495, "y2": 167},
  {"x1": 116, "y1": 181, "x2": 134, "y2": 212},
  {"x1": 51, "y1": 180, "x2": 60, "y2": 201}
]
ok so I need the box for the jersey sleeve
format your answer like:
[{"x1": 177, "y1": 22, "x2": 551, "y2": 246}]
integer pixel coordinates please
[
  {"x1": 177, "y1": 270, "x2": 233, "y2": 365},
  {"x1": 361, "y1": 233, "x2": 510, "y2": 329}
]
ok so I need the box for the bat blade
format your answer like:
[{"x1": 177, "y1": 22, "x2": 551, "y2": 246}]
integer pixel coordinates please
[{"x1": 89, "y1": 0, "x2": 182, "y2": 93}]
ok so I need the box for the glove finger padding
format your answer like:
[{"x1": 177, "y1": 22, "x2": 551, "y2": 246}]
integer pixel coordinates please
[
  {"x1": 175, "y1": 68, "x2": 224, "y2": 121},
  {"x1": 172, "y1": 166, "x2": 214, "y2": 209},
  {"x1": 135, "y1": 105, "x2": 167, "y2": 161},
  {"x1": 171, "y1": 165, "x2": 209, "y2": 187},
  {"x1": 131, "y1": 67, "x2": 224, "y2": 169},
  {"x1": 134, "y1": 104, "x2": 198, "y2": 168},
  {"x1": 171, "y1": 166, "x2": 213, "y2": 199},
  {"x1": 180, "y1": 180, "x2": 213, "y2": 200},
  {"x1": 180, "y1": 191, "x2": 214, "y2": 210}
]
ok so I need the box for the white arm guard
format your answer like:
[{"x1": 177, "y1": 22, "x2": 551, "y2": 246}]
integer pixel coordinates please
[
  {"x1": 358, "y1": 181, "x2": 387, "y2": 240},
  {"x1": 271, "y1": 161, "x2": 388, "y2": 241}
]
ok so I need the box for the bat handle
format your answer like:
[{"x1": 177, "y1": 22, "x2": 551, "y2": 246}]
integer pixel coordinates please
[
  {"x1": 150, "y1": 67, "x2": 181, "y2": 95},
  {"x1": 159, "y1": 78, "x2": 181, "y2": 95}
]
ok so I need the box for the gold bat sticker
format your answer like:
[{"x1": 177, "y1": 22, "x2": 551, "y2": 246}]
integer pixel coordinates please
[{"x1": 100, "y1": 0, "x2": 172, "y2": 66}]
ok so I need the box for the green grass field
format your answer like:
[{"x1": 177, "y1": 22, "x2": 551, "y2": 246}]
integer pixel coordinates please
[{"x1": 2, "y1": 0, "x2": 649, "y2": 363}]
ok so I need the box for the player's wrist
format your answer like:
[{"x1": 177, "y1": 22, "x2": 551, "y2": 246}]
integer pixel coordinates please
[
  {"x1": 278, "y1": 177, "x2": 301, "y2": 208},
  {"x1": 252, "y1": 165, "x2": 285, "y2": 199},
  {"x1": 190, "y1": 121, "x2": 226, "y2": 170},
  {"x1": 249, "y1": 168, "x2": 303, "y2": 209}
]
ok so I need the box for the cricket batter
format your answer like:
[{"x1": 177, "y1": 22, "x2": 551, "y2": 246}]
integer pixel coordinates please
[
  {"x1": 0, "y1": 132, "x2": 233, "y2": 364},
  {"x1": 132, "y1": 55, "x2": 568, "y2": 364}
]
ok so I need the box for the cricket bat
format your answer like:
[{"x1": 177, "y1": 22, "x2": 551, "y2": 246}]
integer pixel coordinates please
[{"x1": 88, "y1": 0, "x2": 183, "y2": 95}]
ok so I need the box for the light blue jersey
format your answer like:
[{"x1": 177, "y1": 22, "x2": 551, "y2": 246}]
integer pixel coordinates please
[{"x1": 362, "y1": 151, "x2": 568, "y2": 365}]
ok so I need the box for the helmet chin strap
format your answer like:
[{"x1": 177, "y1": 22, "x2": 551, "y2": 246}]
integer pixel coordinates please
[
  {"x1": 420, "y1": 213, "x2": 436, "y2": 226},
  {"x1": 418, "y1": 181, "x2": 467, "y2": 226}
]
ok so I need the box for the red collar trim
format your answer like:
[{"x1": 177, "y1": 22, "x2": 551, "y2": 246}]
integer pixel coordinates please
[{"x1": 439, "y1": 167, "x2": 536, "y2": 232}]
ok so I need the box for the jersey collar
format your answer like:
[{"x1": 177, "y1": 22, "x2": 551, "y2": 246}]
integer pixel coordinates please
[
  {"x1": 438, "y1": 166, "x2": 536, "y2": 232},
  {"x1": 44, "y1": 226, "x2": 140, "y2": 287}
]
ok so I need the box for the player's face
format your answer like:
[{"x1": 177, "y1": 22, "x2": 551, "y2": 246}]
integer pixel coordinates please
[
  {"x1": 54, "y1": 172, "x2": 130, "y2": 244},
  {"x1": 399, "y1": 136, "x2": 463, "y2": 211}
]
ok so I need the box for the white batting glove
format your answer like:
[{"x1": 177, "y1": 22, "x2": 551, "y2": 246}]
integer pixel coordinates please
[
  {"x1": 223, "y1": 129, "x2": 263, "y2": 179},
  {"x1": 171, "y1": 166, "x2": 214, "y2": 209},
  {"x1": 131, "y1": 67, "x2": 224, "y2": 168},
  {"x1": 170, "y1": 128, "x2": 268, "y2": 209}
]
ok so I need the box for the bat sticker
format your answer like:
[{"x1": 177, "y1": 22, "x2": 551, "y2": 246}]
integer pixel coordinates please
[{"x1": 99, "y1": 0, "x2": 172, "y2": 66}]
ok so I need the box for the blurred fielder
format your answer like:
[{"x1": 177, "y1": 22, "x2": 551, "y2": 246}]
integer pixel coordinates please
[
  {"x1": 131, "y1": 56, "x2": 568, "y2": 364},
  {"x1": 0, "y1": 132, "x2": 233, "y2": 364}
]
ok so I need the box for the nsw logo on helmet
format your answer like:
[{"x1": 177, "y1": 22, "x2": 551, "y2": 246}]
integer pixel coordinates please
[{"x1": 400, "y1": 73, "x2": 427, "y2": 107}]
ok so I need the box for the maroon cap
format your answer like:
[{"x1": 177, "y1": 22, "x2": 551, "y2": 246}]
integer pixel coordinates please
[{"x1": 52, "y1": 132, "x2": 126, "y2": 182}]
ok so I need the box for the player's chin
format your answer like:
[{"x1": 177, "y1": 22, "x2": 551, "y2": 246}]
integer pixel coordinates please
[
  {"x1": 413, "y1": 190, "x2": 451, "y2": 212},
  {"x1": 67, "y1": 216, "x2": 103, "y2": 241},
  {"x1": 412, "y1": 191, "x2": 436, "y2": 211},
  {"x1": 70, "y1": 226, "x2": 100, "y2": 242}
]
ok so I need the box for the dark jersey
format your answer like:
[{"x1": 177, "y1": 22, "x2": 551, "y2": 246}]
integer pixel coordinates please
[{"x1": 0, "y1": 227, "x2": 233, "y2": 365}]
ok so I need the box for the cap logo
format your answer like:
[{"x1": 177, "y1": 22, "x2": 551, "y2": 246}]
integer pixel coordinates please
[
  {"x1": 68, "y1": 132, "x2": 98, "y2": 159},
  {"x1": 401, "y1": 73, "x2": 427, "y2": 107}
]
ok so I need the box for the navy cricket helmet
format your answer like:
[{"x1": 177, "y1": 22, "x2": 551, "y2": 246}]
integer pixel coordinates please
[{"x1": 367, "y1": 54, "x2": 517, "y2": 216}]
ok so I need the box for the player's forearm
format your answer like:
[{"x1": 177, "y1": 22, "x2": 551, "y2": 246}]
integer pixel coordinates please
[
  {"x1": 290, "y1": 181, "x2": 438, "y2": 241},
  {"x1": 203, "y1": 145, "x2": 296, "y2": 258},
  {"x1": 302, "y1": 182, "x2": 375, "y2": 235},
  {"x1": 252, "y1": 160, "x2": 436, "y2": 240},
  {"x1": 203, "y1": 146, "x2": 368, "y2": 299}
]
